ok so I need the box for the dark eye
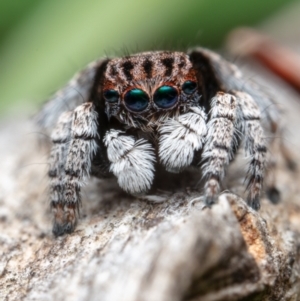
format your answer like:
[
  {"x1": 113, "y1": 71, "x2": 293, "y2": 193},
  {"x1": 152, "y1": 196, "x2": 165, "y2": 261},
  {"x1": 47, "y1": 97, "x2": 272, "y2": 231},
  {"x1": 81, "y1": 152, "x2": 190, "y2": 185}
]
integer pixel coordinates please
[
  {"x1": 103, "y1": 89, "x2": 119, "y2": 103},
  {"x1": 153, "y1": 86, "x2": 178, "y2": 109},
  {"x1": 124, "y1": 89, "x2": 149, "y2": 112},
  {"x1": 182, "y1": 81, "x2": 197, "y2": 94}
]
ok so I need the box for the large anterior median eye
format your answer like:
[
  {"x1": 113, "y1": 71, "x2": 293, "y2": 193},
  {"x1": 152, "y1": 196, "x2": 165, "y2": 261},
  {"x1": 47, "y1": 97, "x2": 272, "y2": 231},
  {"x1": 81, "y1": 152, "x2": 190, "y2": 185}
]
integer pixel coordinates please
[
  {"x1": 124, "y1": 89, "x2": 149, "y2": 112},
  {"x1": 182, "y1": 81, "x2": 197, "y2": 95},
  {"x1": 153, "y1": 86, "x2": 178, "y2": 109},
  {"x1": 103, "y1": 89, "x2": 119, "y2": 103}
]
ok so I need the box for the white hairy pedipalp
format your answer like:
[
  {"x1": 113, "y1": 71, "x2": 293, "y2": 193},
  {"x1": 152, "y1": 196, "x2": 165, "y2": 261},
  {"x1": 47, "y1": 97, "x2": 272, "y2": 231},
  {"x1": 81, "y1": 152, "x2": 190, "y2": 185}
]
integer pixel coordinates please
[
  {"x1": 158, "y1": 106, "x2": 207, "y2": 173},
  {"x1": 104, "y1": 129, "x2": 156, "y2": 194}
]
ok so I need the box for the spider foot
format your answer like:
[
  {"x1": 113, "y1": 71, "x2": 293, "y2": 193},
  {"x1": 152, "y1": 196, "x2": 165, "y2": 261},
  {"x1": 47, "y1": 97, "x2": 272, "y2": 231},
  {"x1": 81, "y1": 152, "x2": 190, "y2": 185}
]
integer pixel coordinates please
[
  {"x1": 203, "y1": 176, "x2": 220, "y2": 208},
  {"x1": 52, "y1": 221, "x2": 77, "y2": 236},
  {"x1": 246, "y1": 178, "x2": 262, "y2": 211},
  {"x1": 51, "y1": 202, "x2": 77, "y2": 236},
  {"x1": 204, "y1": 195, "x2": 217, "y2": 208},
  {"x1": 246, "y1": 194, "x2": 261, "y2": 211}
]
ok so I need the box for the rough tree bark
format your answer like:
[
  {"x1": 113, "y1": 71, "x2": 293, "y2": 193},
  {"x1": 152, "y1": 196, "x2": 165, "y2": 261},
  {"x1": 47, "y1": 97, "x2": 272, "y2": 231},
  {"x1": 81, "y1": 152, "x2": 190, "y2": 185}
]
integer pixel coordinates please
[{"x1": 2, "y1": 47, "x2": 300, "y2": 301}]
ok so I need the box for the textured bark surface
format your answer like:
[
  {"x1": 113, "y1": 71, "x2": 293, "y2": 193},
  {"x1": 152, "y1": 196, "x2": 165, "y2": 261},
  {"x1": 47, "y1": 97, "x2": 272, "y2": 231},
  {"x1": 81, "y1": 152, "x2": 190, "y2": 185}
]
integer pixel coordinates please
[
  {"x1": 2, "y1": 21, "x2": 300, "y2": 299},
  {"x1": 1, "y1": 63, "x2": 300, "y2": 301}
]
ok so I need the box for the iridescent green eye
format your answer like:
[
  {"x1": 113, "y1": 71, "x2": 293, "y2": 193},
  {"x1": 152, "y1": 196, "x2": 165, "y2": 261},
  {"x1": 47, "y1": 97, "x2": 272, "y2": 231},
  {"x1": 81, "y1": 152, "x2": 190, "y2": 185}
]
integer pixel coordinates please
[
  {"x1": 182, "y1": 81, "x2": 197, "y2": 94},
  {"x1": 124, "y1": 89, "x2": 149, "y2": 112},
  {"x1": 103, "y1": 89, "x2": 119, "y2": 103},
  {"x1": 153, "y1": 86, "x2": 178, "y2": 109}
]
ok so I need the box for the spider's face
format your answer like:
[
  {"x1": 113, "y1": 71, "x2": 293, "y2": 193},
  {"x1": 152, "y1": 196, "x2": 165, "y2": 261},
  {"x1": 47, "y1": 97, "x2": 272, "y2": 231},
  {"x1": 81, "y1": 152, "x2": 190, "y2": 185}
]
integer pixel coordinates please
[{"x1": 100, "y1": 51, "x2": 202, "y2": 130}]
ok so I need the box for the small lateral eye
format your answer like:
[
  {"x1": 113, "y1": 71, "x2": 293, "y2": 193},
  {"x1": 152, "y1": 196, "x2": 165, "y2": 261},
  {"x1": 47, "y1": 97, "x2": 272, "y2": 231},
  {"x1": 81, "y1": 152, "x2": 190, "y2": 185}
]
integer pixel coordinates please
[
  {"x1": 153, "y1": 86, "x2": 178, "y2": 109},
  {"x1": 124, "y1": 89, "x2": 149, "y2": 112},
  {"x1": 182, "y1": 81, "x2": 197, "y2": 94},
  {"x1": 103, "y1": 89, "x2": 119, "y2": 103}
]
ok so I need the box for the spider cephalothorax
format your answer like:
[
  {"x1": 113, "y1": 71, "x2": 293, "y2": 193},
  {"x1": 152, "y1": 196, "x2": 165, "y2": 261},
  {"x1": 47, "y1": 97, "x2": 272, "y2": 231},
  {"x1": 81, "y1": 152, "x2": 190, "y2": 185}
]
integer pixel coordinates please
[
  {"x1": 36, "y1": 47, "x2": 288, "y2": 236},
  {"x1": 101, "y1": 52, "x2": 202, "y2": 131}
]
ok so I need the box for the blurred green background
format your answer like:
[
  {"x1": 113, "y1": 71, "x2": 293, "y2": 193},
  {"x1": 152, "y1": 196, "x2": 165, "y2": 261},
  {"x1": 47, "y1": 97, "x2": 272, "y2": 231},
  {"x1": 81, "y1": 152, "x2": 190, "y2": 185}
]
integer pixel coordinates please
[{"x1": 0, "y1": 0, "x2": 298, "y2": 116}]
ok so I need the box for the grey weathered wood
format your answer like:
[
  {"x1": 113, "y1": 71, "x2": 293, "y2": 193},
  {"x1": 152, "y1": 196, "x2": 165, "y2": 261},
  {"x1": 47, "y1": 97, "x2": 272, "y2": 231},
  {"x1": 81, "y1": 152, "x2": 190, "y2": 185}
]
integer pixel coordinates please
[{"x1": 2, "y1": 55, "x2": 300, "y2": 301}]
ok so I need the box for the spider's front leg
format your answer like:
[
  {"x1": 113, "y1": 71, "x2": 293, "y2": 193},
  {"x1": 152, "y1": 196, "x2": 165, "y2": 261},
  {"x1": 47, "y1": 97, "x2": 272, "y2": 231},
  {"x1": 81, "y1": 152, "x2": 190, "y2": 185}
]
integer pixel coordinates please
[
  {"x1": 201, "y1": 92, "x2": 239, "y2": 205},
  {"x1": 50, "y1": 102, "x2": 98, "y2": 236}
]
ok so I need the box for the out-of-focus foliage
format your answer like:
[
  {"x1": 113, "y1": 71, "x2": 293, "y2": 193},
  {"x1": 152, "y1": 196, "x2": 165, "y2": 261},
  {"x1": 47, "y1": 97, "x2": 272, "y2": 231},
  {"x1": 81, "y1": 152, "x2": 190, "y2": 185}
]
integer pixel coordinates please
[{"x1": 0, "y1": 0, "x2": 297, "y2": 115}]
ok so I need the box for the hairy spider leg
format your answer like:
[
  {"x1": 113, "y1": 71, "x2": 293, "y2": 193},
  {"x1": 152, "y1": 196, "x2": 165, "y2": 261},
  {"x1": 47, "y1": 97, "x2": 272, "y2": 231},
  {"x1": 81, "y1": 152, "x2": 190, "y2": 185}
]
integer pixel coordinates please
[
  {"x1": 201, "y1": 92, "x2": 239, "y2": 206},
  {"x1": 50, "y1": 102, "x2": 99, "y2": 236},
  {"x1": 49, "y1": 111, "x2": 73, "y2": 236},
  {"x1": 235, "y1": 91, "x2": 267, "y2": 210}
]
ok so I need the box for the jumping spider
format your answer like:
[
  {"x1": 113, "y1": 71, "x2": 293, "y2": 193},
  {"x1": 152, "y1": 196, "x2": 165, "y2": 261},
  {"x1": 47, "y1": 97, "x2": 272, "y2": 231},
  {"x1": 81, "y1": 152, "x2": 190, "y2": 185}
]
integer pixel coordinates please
[{"x1": 36, "y1": 47, "x2": 288, "y2": 236}]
